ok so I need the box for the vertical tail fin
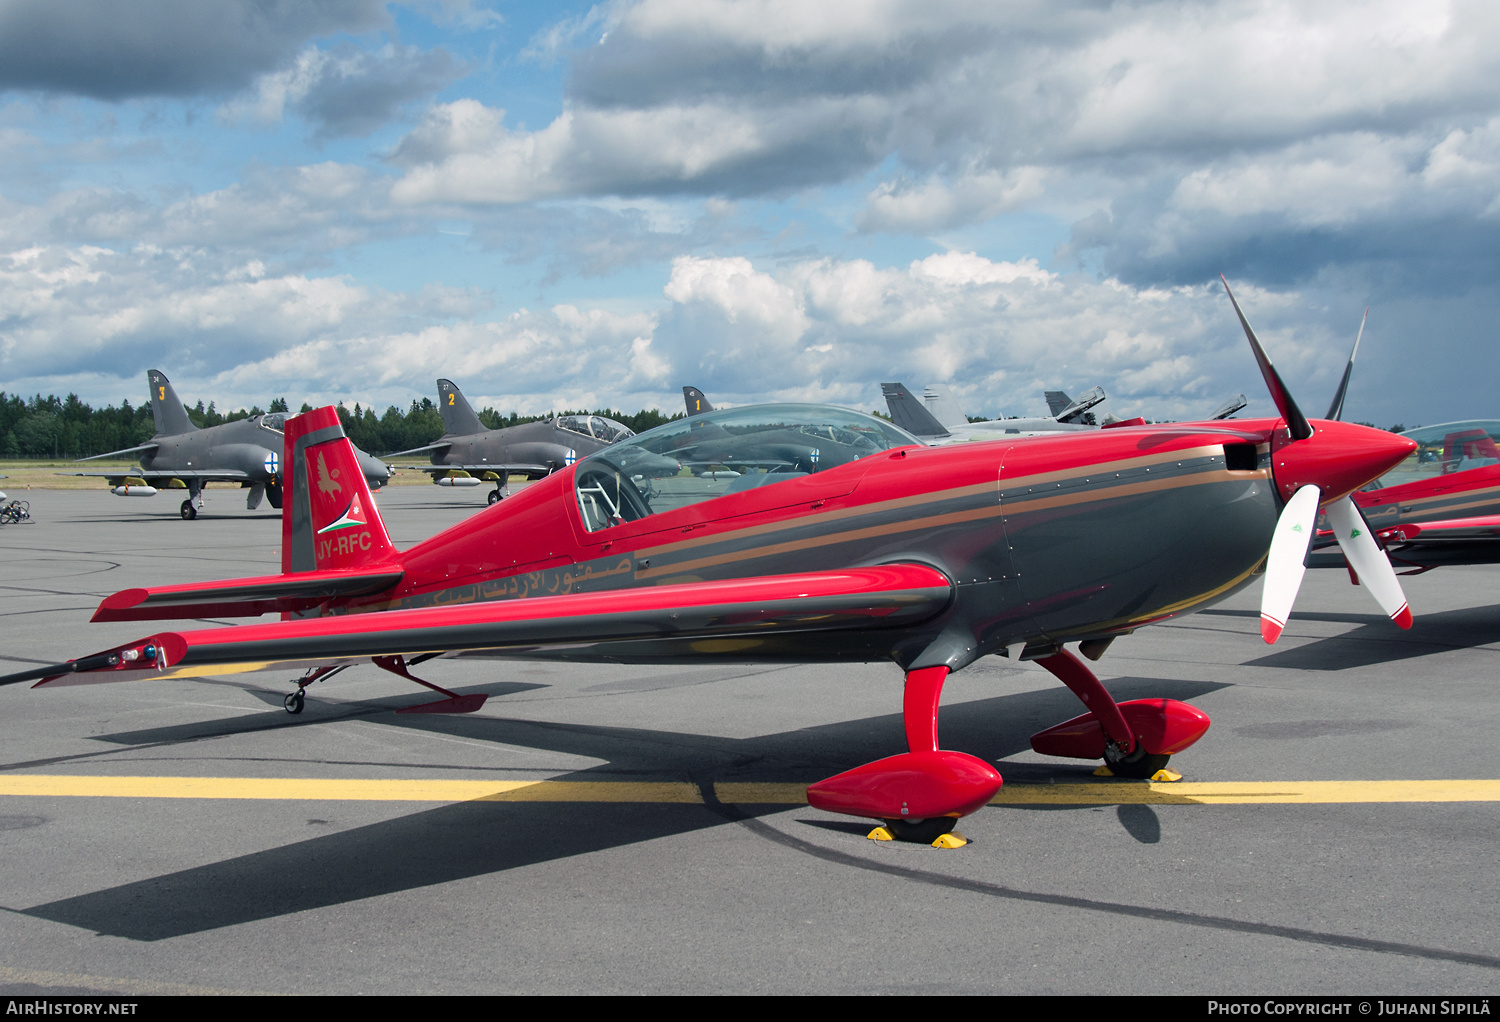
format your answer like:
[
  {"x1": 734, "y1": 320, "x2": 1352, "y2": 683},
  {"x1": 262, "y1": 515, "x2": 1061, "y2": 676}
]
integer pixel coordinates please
[
  {"x1": 1044, "y1": 391, "x2": 1072, "y2": 418},
  {"x1": 921, "y1": 384, "x2": 969, "y2": 431},
  {"x1": 282, "y1": 407, "x2": 398, "y2": 575},
  {"x1": 881, "y1": 382, "x2": 950, "y2": 438},
  {"x1": 1054, "y1": 385, "x2": 1107, "y2": 424},
  {"x1": 683, "y1": 385, "x2": 714, "y2": 416},
  {"x1": 436, "y1": 379, "x2": 484, "y2": 437},
  {"x1": 146, "y1": 370, "x2": 197, "y2": 436}
]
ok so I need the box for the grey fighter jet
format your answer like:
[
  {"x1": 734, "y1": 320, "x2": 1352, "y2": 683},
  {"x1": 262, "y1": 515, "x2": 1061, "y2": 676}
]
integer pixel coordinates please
[
  {"x1": 386, "y1": 379, "x2": 635, "y2": 504},
  {"x1": 73, "y1": 370, "x2": 391, "y2": 520},
  {"x1": 882, "y1": 382, "x2": 1104, "y2": 442}
]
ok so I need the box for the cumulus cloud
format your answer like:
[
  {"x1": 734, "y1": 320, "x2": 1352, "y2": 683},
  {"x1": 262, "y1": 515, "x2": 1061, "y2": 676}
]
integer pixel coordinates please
[
  {"x1": 652, "y1": 251, "x2": 1323, "y2": 421},
  {"x1": 0, "y1": 0, "x2": 391, "y2": 99},
  {"x1": 0, "y1": 242, "x2": 487, "y2": 389},
  {"x1": 382, "y1": 0, "x2": 1500, "y2": 295},
  {"x1": 3, "y1": 238, "x2": 1487, "y2": 429},
  {"x1": 226, "y1": 43, "x2": 464, "y2": 139}
]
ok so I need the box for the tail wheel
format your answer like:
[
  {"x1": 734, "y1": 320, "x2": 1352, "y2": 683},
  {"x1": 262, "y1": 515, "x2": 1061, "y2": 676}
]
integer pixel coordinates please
[{"x1": 284, "y1": 690, "x2": 305, "y2": 714}]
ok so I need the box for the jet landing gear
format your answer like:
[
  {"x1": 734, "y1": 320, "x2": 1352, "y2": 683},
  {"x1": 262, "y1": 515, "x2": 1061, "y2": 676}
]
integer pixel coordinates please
[
  {"x1": 486, "y1": 488, "x2": 504, "y2": 506},
  {"x1": 1029, "y1": 649, "x2": 1211, "y2": 780},
  {"x1": 807, "y1": 666, "x2": 1002, "y2": 848},
  {"x1": 180, "y1": 484, "x2": 205, "y2": 520}
]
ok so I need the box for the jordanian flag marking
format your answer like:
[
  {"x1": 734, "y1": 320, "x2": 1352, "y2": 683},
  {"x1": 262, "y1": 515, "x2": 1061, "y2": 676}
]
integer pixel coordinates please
[{"x1": 317, "y1": 493, "x2": 369, "y2": 534}]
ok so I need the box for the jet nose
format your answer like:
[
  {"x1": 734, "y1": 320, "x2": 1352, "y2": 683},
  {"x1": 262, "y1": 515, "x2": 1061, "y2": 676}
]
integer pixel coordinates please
[{"x1": 1270, "y1": 420, "x2": 1416, "y2": 504}]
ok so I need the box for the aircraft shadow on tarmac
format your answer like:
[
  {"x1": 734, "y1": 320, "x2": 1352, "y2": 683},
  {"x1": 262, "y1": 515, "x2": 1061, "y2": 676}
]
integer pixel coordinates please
[
  {"x1": 1201, "y1": 604, "x2": 1500, "y2": 671},
  {"x1": 16, "y1": 675, "x2": 1222, "y2": 940}
]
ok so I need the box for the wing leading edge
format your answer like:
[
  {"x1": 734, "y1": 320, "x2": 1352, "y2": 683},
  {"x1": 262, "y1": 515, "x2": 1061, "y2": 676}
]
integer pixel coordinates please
[{"x1": 4, "y1": 565, "x2": 953, "y2": 689}]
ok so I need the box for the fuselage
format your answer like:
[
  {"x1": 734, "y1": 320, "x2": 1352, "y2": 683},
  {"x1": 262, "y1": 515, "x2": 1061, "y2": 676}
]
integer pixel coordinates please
[
  {"x1": 140, "y1": 417, "x2": 284, "y2": 481},
  {"x1": 137, "y1": 416, "x2": 389, "y2": 489},
  {"x1": 427, "y1": 416, "x2": 629, "y2": 477},
  {"x1": 349, "y1": 419, "x2": 1283, "y2": 668}
]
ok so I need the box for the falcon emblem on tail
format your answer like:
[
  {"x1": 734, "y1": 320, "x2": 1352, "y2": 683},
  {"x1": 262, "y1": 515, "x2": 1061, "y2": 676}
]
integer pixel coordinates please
[{"x1": 316, "y1": 451, "x2": 342, "y2": 497}]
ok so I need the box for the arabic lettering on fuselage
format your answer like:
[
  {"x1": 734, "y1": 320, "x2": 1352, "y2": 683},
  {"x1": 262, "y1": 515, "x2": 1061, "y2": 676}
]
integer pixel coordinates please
[{"x1": 397, "y1": 556, "x2": 637, "y2": 611}]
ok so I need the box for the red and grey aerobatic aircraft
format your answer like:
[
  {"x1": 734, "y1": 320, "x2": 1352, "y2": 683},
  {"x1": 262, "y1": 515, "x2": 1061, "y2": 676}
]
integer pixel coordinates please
[
  {"x1": 0, "y1": 279, "x2": 1419, "y2": 844},
  {"x1": 1300, "y1": 311, "x2": 1500, "y2": 573}
]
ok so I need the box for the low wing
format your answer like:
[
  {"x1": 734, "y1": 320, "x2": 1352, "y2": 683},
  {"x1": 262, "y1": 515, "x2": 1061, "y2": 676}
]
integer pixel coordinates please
[
  {"x1": 384, "y1": 441, "x2": 453, "y2": 458},
  {"x1": 3, "y1": 565, "x2": 951, "y2": 689},
  {"x1": 1378, "y1": 515, "x2": 1500, "y2": 542},
  {"x1": 91, "y1": 568, "x2": 405, "y2": 622},
  {"x1": 416, "y1": 463, "x2": 554, "y2": 477},
  {"x1": 69, "y1": 469, "x2": 252, "y2": 481},
  {"x1": 74, "y1": 442, "x2": 160, "y2": 462}
]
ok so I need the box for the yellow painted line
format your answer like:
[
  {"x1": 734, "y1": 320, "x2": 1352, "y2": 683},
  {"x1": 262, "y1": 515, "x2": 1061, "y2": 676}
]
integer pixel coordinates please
[
  {"x1": 992, "y1": 780, "x2": 1500, "y2": 805},
  {"x1": 0, "y1": 775, "x2": 696, "y2": 803},
  {"x1": 0, "y1": 775, "x2": 1497, "y2": 805}
]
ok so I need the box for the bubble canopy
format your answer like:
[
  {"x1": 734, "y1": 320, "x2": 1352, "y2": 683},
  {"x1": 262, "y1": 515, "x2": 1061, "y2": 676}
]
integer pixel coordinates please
[
  {"x1": 574, "y1": 403, "x2": 921, "y2": 532},
  {"x1": 1368, "y1": 419, "x2": 1500, "y2": 489}
]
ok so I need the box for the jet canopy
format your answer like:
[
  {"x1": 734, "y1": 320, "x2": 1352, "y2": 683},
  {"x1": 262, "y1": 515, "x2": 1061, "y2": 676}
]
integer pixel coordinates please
[
  {"x1": 257, "y1": 413, "x2": 287, "y2": 434},
  {"x1": 1367, "y1": 420, "x2": 1500, "y2": 489},
  {"x1": 557, "y1": 414, "x2": 634, "y2": 443},
  {"x1": 575, "y1": 403, "x2": 920, "y2": 532}
]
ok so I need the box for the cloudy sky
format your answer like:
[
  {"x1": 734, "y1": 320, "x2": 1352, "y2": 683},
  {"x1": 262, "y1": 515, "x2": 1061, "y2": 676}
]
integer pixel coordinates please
[{"x1": 2, "y1": 0, "x2": 1497, "y2": 426}]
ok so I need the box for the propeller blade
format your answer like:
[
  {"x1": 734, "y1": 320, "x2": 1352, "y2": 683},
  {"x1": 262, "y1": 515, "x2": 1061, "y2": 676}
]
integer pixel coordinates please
[
  {"x1": 1220, "y1": 275, "x2": 1313, "y2": 441},
  {"x1": 1261, "y1": 484, "x2": 1321, "y2": 643},
  {"x1": 1325, "y1": 496, "x2": 1413, "y2": 629},
  {"x1": 1325, "y1": 307, "x2": 1368, "y2": 421}
]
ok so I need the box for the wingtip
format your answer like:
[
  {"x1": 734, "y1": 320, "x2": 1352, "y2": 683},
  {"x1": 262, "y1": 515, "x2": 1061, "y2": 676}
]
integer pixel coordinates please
[{"x1": 1260, "y1": 615, "x2": 1284, "y2": 644}]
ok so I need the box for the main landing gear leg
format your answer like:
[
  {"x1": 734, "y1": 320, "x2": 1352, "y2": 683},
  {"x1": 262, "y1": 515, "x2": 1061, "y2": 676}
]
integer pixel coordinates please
[
  {"x1": 1030, "y1": 649, "x2": 1211, "y2": 780},
  {"x1": 373, "y1": 654, "x2": 488, "y2": 714},
  {"x1": 181, "y1": 481, "x2": 204, "y2": 520},
  {"x1": 807, "y1": 665, "x2": 1003, "y2": 848}
]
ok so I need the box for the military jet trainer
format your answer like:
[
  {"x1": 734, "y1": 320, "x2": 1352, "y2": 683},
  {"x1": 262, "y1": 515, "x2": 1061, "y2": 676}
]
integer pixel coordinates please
[
  {"x1": 73, "y1": 370, "x2": 392, "y2": 520},
  {"x1": 882, "y1": 382, "x2": 1108, "y2": 442},
  {"x1": 385, "y1": 379, "x2": 636, "y2": 504}
]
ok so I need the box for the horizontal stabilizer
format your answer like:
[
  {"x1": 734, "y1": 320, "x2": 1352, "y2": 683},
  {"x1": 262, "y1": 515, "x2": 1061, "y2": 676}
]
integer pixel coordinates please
[
  {"x1": 92, "y1": 568, "x2": 404, "y2": 622},
  {"x1": 18, "y1": 565, "x2": 952, "y2": 688}
]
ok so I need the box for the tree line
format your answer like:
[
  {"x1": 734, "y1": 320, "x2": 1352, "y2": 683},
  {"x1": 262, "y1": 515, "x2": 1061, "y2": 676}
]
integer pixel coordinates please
[{"x1": 0, "y1": 391, "x2": 683, "y2": 460}]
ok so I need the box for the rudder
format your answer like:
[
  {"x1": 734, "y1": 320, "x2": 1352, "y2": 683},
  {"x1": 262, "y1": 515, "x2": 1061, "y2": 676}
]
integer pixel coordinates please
[
  {"x1": 436, "y1": 379, "x2": 485, "y2": 437},
  {"x1": 147, "y1": 370, "x2": 197, "y2": 436},
  {"x1": 282, "y1": 407, "x2": 398, "y2": 575}
]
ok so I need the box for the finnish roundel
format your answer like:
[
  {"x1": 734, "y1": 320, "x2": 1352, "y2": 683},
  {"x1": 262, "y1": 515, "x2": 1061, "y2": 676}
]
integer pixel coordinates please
[
  {"x1": 565, "y1": 448, "x2": 577, "y2": 465},
  {"x1": 264, "y1": 451, "x2": 279, "y2": 476}
]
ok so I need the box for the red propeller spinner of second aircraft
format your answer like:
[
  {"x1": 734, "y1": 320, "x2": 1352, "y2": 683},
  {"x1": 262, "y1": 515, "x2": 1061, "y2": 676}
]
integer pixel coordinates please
[{"x1": 1219, "y1": 276, "x2": 1416, "y2": 643}]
